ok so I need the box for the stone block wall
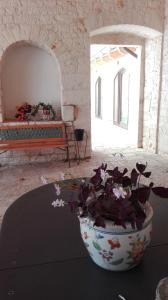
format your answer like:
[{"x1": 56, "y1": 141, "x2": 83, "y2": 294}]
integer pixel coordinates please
[
  {"x1": 143, "y1": 36, "x2": 162, "y2": 152},
  {"x1": 0, "y1": 0, "x2": 165, "y2": 163},
  {"x1": 158, "y1": 0, "x2": 168, "y2": 154}
]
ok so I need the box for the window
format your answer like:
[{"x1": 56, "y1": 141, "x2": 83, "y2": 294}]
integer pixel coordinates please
[
  {"x1": 113, "y1": 68, "x2": 129, "y2": 128},
  {"x1": 95, "y1": 76, "x2": 102, "y2": 118}
]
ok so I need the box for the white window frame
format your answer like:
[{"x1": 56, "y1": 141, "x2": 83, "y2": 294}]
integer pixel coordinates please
[
  {"x1": 95, "y1": 76, "x2": 102, "y2": 119},
  {"x1": 113, "y1": 68, "x2": 129, "y2": 129}
]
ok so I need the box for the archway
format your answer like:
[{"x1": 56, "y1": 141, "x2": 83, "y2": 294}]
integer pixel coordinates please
[{"x1": 90, "y1": 24, "x2": 162, "y2": 152}]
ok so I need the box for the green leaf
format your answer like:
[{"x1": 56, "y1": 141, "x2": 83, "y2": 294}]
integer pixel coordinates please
[{"x1": 92, "y1": 241, "x2": 101, "y2": 251}]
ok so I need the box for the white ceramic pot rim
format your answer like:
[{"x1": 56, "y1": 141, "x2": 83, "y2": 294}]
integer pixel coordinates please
[{"x1": 80, "y1": 202, "x2": 153, "y2": 235}]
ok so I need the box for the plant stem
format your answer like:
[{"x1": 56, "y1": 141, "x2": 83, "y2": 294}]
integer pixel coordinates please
[{"x1": 137, "y1": 174, "x2": 141, "y2": 189}]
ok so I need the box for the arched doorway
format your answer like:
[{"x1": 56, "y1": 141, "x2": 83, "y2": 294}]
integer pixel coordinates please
[
  {"x1": 91, "y1": 44, "x2": 141, "y2": 149},
  {"x1": 90, "y1": 24, "x2": 162, "y2": 152}
]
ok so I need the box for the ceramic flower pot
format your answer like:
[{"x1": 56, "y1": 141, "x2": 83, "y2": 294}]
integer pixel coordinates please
[{"x1": 79, "y1": 203, "x2": 153, "y2": 271}]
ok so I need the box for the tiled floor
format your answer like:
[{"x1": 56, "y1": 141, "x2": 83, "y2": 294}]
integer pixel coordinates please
[{"x1": 0, "y1": 147, "x2": 168, "y2": 224}]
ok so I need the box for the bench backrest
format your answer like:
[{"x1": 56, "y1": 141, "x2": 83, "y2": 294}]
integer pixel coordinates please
[{"x1": 0, "y1": 123, "x2": 66, "y2": 143}]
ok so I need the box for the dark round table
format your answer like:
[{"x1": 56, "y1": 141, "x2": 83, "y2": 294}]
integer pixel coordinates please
[{"x1": 0, "y1": 179, "x2": 168, "y2": 300}]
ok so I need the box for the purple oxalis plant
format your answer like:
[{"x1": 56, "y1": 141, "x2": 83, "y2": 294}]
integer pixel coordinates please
[{"x1": 71, "y1": 163, "x2": 168, "y2": 230}]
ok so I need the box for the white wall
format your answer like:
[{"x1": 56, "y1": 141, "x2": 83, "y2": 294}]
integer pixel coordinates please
[
  {"x1": 0, "y1": 0, "x2": 164, "y2": 163},
  {"x1": 2, "y1": 44, "x2": 61, "y2": 119}
]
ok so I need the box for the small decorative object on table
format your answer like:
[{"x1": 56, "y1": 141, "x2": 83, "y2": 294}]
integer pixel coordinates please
[{"x1": 52, "y1": 163, "x2": 168, "y2": 271}]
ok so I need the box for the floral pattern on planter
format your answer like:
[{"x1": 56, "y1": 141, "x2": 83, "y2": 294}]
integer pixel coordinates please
[
  {"x1": 98, "y1": 250, "x2": 113, "y2": 262},
  {"x1": 83, "y1": 232, "x2": 89, "y2": 240},
  {"x1": 127, "y1": 235, "x2": 149, "y2": 267},
  {"x1": 95, "y1": 232, "x2": 104, "y2": 239},
  {"x1": 79, "y1": 210, "x2": 153, "y2": 271},
  {"x1": 92, "y1": 241, "x2": 101, "y2": 251},
  {"x1": 108, "y1": 238, "x2": 121, "y2": 249},
  {"x1": 92, "y1": 240, "x2": 114, "y2": 262}
]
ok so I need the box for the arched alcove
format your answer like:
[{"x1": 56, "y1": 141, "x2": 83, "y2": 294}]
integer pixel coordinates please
[{"x1": 1, "y1": 41, "x2": 62, "y2": 120}]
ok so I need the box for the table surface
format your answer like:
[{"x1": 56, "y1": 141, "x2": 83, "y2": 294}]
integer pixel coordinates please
[{"x1": 0, "y1": 179, "x2": 168, "y2": 300}]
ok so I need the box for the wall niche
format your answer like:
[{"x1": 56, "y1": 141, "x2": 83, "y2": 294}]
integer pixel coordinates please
[{"x1": 1, "y1": 41, "x2": 62, "y2": 121}]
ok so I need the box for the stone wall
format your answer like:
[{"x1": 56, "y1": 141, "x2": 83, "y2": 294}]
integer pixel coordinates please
[
  {"x1": 158, "y1": 0, "x2": 168, "y2": 154},
  {"x1": 143, "y1": 36, "x2": 162, "y2": 152},
  {"x1": 0, "y1": 0, "x2": 165, "y2": 163}
]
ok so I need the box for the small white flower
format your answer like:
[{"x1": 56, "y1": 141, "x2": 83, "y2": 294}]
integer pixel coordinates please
[
  {"x1": 100, "y1": 169, "x2": 106, "y2": 181},
  {"x1": 100, "y1": 169, "x2": 110, "y2": 186},
  {"x1": 41, "y1": 176, "x2": 47, "y2": 185},
  {"x1": 52, "y1": 199, "x2": 65, "y2": 207},
  {"x1": 86, "y1": 196, "x2": 93, "y2": 204},
  {"x1": 59, "y1": 199, "x2": 65, "y2": 207},
  {"x1": 54, "y1": 183, "x2": 61, "y2": 196},
  {"x1": 118, "y1": 295, "x2": 127, "y2": 300},
  {"x1": 113, "y1": 187, "x2": 127, "y2": 199}
]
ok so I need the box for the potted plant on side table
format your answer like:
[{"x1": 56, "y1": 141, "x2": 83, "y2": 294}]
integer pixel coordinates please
[{"x1": 67, "y1": 162, "x2": 168, "y2": 271}]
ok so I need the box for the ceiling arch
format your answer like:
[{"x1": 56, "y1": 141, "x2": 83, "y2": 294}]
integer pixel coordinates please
[{"x1": 90, "y1": 24, "x2": 162, "y2": 39}]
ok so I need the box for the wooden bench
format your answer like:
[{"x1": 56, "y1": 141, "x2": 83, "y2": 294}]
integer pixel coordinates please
[{"x1": 0, "y1": 123, "x2": 70, "y2": 167}]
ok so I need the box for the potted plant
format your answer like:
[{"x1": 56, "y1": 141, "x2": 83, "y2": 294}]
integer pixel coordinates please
[{"x1": 66, "y1": 163, "x2": 168, "y2": 271}]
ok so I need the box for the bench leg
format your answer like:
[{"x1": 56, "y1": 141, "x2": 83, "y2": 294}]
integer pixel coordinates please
[{"x1": 66, "y1": 146, "x2": 70, "y2": 168}]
